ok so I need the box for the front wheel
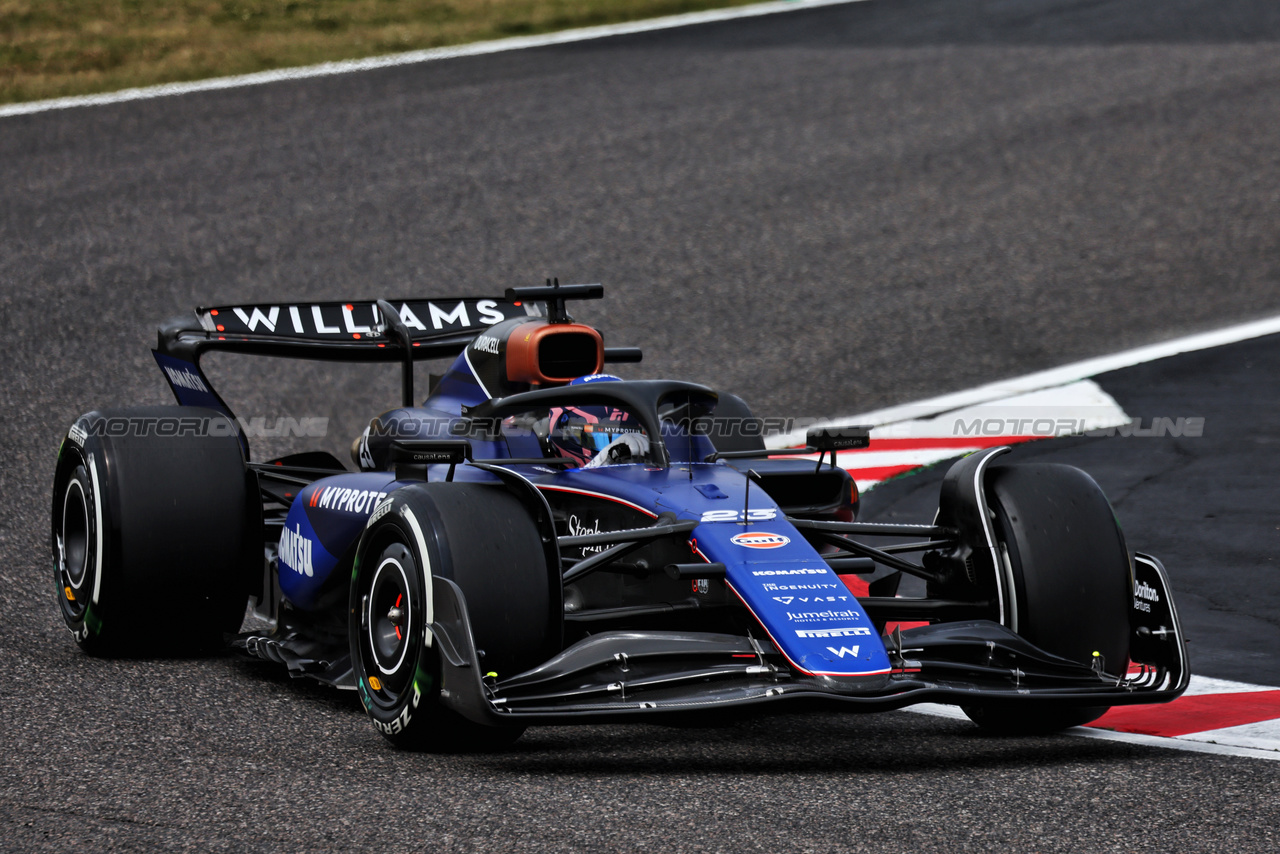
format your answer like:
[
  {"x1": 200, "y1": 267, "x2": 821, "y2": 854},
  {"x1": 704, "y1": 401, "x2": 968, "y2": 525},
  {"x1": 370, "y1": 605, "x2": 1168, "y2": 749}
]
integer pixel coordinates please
[
  {"x1": 350, "y1": 482, "x2": 557, "y2": 752},
  {"x1": 962, "y1": 463, "x2": 1132, "y2": 734}
]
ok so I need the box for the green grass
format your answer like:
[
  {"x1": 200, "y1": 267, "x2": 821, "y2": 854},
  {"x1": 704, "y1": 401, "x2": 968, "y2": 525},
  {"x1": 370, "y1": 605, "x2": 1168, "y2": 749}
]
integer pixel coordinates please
[{"x1": 0, "y1": 0, "x2": 774, "y2": 105}]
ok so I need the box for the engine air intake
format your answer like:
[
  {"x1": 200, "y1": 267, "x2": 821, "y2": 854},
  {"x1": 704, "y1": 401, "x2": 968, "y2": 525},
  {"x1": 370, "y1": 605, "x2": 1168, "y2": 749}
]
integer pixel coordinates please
[{"x1": 506, "y1": 323, "x2": 603, "y2": 384}]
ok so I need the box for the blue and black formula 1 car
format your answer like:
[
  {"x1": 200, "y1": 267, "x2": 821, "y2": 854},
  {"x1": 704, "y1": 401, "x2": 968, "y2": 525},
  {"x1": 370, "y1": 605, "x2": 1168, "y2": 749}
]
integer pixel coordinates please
[{"x1": 52, "y1": 283, "x2": 1188, "y2": 750}]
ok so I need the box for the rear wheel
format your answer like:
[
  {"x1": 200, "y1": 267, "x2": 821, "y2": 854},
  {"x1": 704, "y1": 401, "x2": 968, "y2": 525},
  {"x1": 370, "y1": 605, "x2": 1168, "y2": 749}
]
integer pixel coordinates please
[
  {"x1": 962, "y1": 463, "x2": 1132, "y2": 733},
  {"x1": 350, "y1": 482, "x2": 557, "y2": 751},
  {"x1": 51, "y1": 406, "x2": 258, "y2": 655}
]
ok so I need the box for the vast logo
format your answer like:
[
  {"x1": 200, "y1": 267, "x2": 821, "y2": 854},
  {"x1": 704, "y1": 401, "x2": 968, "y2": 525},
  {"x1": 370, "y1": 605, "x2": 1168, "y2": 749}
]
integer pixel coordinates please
[{"x1": 730, "y1": 531, "x2": 790, "y2": 549}]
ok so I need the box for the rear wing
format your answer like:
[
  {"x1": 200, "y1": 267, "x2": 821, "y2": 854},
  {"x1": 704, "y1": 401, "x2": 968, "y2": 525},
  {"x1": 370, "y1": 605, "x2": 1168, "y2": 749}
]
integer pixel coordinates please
[
  {"x1": 157, "y1": 296, "x2": 543, "y2": 363},
  {"x1": 153, "y1": 296, "x2": 545, "y2": 455},
  {"x1": 151, "y1": 284, "x2": 639, "y2": 456}
]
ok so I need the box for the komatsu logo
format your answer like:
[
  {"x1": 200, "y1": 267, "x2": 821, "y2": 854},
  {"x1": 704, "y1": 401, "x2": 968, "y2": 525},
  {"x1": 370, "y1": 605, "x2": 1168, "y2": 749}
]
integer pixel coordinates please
[
  {"x1": 279, "y1": 523, "x2": 313, "y2": 577},
  {"x1": 163, "y1": 366, "x2": 208, "y2": 392},
  {"x1": 795, "y1": 627, "x2": 872, "y2": 638}
]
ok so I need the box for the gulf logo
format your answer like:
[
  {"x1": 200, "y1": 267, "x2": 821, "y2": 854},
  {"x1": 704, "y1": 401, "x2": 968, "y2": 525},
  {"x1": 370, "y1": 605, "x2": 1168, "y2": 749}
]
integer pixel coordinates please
[{"x1": 730, "y1": 531, "x2": 791, "y2": 549}]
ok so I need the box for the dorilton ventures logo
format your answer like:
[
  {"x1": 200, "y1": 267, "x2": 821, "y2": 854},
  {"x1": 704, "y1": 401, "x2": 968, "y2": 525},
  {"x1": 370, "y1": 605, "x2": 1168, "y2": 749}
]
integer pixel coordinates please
[{"x1": 730, "y1": 531, "x2": 791, "y2": 549}]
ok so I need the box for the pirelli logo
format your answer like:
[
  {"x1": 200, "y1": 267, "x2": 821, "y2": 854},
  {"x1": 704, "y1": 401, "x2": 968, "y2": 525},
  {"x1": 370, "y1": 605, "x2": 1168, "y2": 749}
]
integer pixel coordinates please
[{"x1": 795, "y1": 627, "x2": 873, "y2": 639}]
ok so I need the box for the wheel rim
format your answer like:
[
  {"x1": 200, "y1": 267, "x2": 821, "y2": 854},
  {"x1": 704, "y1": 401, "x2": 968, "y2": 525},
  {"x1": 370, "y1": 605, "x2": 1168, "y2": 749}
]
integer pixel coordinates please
[
  {"x1": 61, "y1": 478, "x2": 91, "y2": 592},
  {"x1": 368, "y1": 552, "x2": 412, "y2": 676},
  {"x1": 360, "y1": 541, "x2": 418, "y2": 706}
]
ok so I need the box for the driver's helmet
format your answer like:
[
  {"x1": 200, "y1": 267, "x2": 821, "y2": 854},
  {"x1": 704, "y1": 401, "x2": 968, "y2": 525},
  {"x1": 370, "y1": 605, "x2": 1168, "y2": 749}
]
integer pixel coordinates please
[{"x1": 546, "y1": 375, "x2": 648, "y2": 467}]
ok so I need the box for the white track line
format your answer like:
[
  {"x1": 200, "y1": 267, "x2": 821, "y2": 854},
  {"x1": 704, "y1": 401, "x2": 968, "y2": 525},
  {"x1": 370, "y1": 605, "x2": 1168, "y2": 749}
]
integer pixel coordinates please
[
  {"x1": 1071, "y1": 727, "x2": 1280, "y2": 761},
  {"x1": 910, "y1": 675, "x2": 1280, "y2": 762},
  {"x1": 769, "y1": 311, "x2": 1280, "y2": 448},
  {"x1": 0, "y1": 0, "x2": 871, "y2": 119}
]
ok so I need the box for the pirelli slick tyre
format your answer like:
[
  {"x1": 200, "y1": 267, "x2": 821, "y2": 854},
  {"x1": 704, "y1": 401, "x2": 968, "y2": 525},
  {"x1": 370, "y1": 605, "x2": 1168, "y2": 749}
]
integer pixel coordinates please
[
  {"x1": 50, "y1": 406, "x2": 258, "y2": 656},
  {"x1": 963, "y1": 463, "x2": 1132, "y2": 734},
  {"x1": 350, "y1": 482, "x2": 556, "y2": 752}
]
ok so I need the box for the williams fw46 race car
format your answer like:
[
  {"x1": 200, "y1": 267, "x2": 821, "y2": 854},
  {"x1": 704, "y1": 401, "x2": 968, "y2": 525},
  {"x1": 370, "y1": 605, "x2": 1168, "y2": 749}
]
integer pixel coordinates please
[{"x1": 52, "y1": 283, "x2": 1188, "y2": 750}]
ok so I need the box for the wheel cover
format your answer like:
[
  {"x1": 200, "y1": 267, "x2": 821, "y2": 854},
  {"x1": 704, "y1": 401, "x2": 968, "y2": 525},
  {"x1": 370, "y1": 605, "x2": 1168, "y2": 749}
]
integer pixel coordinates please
[
  {"x1": 56, "y1": 469, "x2": 95, "y2": 625},
  {"x1": 368, "y1": 552, "x2": 413, "y2": 677},
  {"x1": 358, "y1": 541, "x2": 419, "y2": 708},
  {"x1": 60, "y1": 478, "x2": 90, "y2": 593}
]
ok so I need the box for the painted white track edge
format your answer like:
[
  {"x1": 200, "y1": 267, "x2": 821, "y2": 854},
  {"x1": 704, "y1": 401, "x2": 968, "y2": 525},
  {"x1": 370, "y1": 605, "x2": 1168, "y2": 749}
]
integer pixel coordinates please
[
  {"x1": 1070, "y1": 727, "x2": 1280, "y2": 762},
  {"x1": 770, "y1": 311, "x2": 1280, "y2": 448},
  {"x1": 0, "y1": 0, "x2": 871, "y2": 119}
]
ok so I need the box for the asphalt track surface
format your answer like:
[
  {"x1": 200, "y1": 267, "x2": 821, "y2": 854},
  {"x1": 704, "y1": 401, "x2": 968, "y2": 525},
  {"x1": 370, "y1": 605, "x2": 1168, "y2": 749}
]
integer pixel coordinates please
[{"x1": 2, "y1": 0, "x2": 1279, "y2": 850}]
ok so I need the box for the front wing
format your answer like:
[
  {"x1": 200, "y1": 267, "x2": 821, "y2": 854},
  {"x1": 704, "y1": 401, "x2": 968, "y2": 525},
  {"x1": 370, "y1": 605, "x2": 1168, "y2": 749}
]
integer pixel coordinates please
[{"x1": 428, "y1": 554, "x2": 1189, "y2": 726}]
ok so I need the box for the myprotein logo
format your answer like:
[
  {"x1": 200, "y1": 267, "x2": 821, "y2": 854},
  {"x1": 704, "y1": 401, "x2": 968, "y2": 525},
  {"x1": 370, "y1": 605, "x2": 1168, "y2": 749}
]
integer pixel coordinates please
[
  {"x1": 730, "y1": 531, "x2": 790, "y2": 549},
  {"x1": 310, "y1": 486, "x2": 388, "y2": 515}
]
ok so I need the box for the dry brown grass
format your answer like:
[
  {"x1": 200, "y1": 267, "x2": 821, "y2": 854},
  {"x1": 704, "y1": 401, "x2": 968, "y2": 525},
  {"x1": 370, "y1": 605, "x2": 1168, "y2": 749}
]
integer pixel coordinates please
[{"x1": 1, "y1": 0, "x2": 761, "y2": 104}]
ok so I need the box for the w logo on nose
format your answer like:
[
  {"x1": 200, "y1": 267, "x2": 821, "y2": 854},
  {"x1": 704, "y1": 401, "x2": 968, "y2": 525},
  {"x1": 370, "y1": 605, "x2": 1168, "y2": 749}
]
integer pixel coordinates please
[{"x1": 827, "y1": 646, "x2": 860, "y2": 658}]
